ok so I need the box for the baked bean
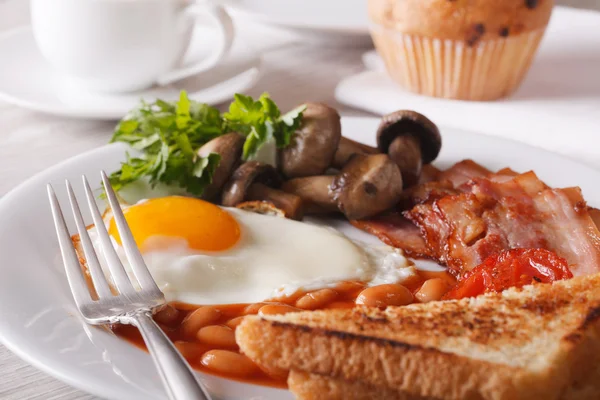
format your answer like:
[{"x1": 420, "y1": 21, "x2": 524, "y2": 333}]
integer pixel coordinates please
[
  {"x1": 258, "y1": 304, "x2": 302, "y2": 316},
  {"x1": 325, "y1": 301, "x2": 356, "y2": 310},
  {"x1": 415, "y1": 278, "x2": 449, "y2": 303},
  {"x1": 174, "y1": 341, "x2": 204, "y2": 361},
  {"x1": 197, "y1": 325, "x2": 237, "y2": 348},
  {"x1": 154, "y1": 305, "x2": 180, "y2": 326},
  {"x1": 157, "y1": 323, "x2": 175, "y2": 339},
  {"x1": 333, "y1": 281, "x2": 364, "y2": 293},
  {"x1": 419, "y1": 270, "x2": 456, "y2": 286},
  {"x1": 226, "y1": 316, "x2": 246, "y2": 329},
  {"x1": 295, "y1": 289, "x2": 338, "y2": 310},
  {"x1": 200, "y1": 350, "x2": 259, "y2": 377},
  {"x1": 355, "y1": 284, "x2": 413, "y2": 308},
  {"x1": 401, "y1": 273, "x2": 425, "y2": 289},
  {"x1": 243, "y1": 303, "x2": 266, "y2": 315},
  {"x1": 181, "y1": 306, "x2": 221, "y2": 339}
]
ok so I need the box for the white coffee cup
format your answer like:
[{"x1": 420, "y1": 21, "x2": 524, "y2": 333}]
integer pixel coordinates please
[{"x1": 30, "y1": 0, "x2": 235, "y2": 93}]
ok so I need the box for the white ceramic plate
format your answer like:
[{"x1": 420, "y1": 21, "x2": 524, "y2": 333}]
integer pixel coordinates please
[
  {"x1": 0, "y1": 26, "x2": 262, "y2": 120},
  {"x1": 221, "y1": 0, "x2": 372, "y2": 47},
  {"x1": 1, "y1": 117, "x2": 600, "y2": 399}
]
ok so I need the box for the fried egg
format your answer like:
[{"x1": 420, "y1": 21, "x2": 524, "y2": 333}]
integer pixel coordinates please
[{"x1": 87, "y1": 196, "x2": 415, "y2": 304}]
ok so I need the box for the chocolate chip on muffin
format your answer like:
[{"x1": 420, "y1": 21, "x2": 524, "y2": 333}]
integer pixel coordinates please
[
  {"x1": 499, "y1": 27, "x2": 510, "y2": 37},
  {"x1": 526, "y1": 0, "x2": 539, "y2": 9},
  {"x1": 466, "y1": 23, "x2": 486, "y2": 46}
]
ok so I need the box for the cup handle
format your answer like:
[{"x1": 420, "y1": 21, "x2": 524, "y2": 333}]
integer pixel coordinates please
[{"x1": 157, "y1": 3, "x2": 235, "y2": 86}]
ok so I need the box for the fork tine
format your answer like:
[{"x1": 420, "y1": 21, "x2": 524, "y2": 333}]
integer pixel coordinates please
[
  {"x1": 66, "y1": 180, "x2": 113, "y2": 299},
  {"x1": 81, "y1": 175, "x2": 136, "y2": 295},
  {"x1": 101, "y1": 171, "x2": 162, "y2": 295},
  {"x1": 47, "y1": 184, "x2": 92, "y2": 306}
]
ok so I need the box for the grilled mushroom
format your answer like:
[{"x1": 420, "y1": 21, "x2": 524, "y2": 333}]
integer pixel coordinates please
[
  {"x1": 222, "y1": 161, "x2": 304, "y2": 220},
  {"x1": 332, "y1": 137, "x2": 379, "y2": 169},
  {"x1": 282, "y1": 154, "x2": 403, "y2": 220},
  {"x1": 377, "y1": 111, "x2": 442, "y2": 188},
  {"x1": 279, "y1": 103, "x2": 341, "y2": 178},
  {"x1": 198, "y1": 133, "x2": 245, "y2": 200},
  {"x1": 280, "y1": 175, "x2": 338, "y2": 215}
]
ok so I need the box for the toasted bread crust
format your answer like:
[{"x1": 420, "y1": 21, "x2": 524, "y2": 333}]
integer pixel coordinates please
[
  {"x1": 288, "y1": 370, "x2": 421, "y2": 400},
  {"x1": 288, "y1": 367, "x2": 600, "y2": 400},
  {"x1": 368, "y1": 0, "x2": 553, "y2": 41},
  {"x1": 561, "y1": 362, "x2": 600, "y2": 400},
  {"x1": 237, "y1": 274, "x2": 600, "y2": 400}
]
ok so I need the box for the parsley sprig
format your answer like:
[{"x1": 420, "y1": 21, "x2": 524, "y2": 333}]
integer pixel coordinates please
[
  {"x1": 223, "y1": 94, "x2": 305, "y2": 160},
  {"x1": 109, "y1": 91, "x2": 304, "y2": 197}
]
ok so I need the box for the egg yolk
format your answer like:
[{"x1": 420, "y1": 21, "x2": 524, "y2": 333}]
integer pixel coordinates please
[{"x1": 108, "y1": 197, "x2": 240, "y2": 252}]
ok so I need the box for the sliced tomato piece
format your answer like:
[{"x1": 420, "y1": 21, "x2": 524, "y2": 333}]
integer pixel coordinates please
[{"x1": 444, "y1": 248, "x2": 573, "y2": 300}]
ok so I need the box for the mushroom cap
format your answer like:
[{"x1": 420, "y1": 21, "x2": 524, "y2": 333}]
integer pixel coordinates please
[
  {"x1": 330, "y1": 154, "x2": 403, "y2": 220},
  {"x1": 279, "y1": 102, "x2": 342, "y2": 178},
  {"x1": 198, "y1": 132, "x2": 245, "y2": 200},
  {"x1": 376, "y1": 110, "x2": 441, "y2": 164},
  {"x1": 221, "y1": 161, "x2": 282, "y2": 207}
]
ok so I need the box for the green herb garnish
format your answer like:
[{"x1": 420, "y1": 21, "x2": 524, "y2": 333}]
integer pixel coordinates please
[
  {"x1": 223, "y1": 93, "x2": 306, "y2": 160},
  {"x1": 109, "y1": 91, "x2": 304, "y2": 197}
]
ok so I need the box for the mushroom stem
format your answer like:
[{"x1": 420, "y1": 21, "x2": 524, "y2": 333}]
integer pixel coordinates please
[
  {"x1": 376, "y1": 110, "x2": 442, "y2": 189},
  {"x1": 388, "y1": 135, "x2": 423, "y2": 188},
  {"x1": 247, "y1": 183, "x2": 304, "y2": 221},
  {"x1": 281, "y1": 176, "x2": 338, "y2": 214},
  {"x1": 332, "y1": 137, "x2": 379, "y2": 169}
]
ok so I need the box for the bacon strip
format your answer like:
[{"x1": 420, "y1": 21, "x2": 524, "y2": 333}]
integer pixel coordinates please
[
  {"x1": 437, "y1": 159, "x2": 492, "y2": 187},
  {"x1": 351, "y1": 213, "x2": 430, "y2": 258},
  {"x1": 355, "y1": 160, "x2": 600, "y2": 278},
  {"x1": 406, "y1": 172, "x2": 600, "y2": 277},
  {"x1": 400, "y1": 160, "x2": 496, "y2": 210},
  {"x1": 588, "y1": 207, "x2": 600, "y2": 229}
]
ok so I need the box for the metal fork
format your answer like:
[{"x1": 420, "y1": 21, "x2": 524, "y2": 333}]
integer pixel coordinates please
[{"x1": 47, "y1": 171, "x2": 212, "y2": 400}]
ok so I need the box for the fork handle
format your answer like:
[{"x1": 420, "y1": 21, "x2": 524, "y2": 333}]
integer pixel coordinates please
[{"x1": 131, "y1": 312, "x2": 212, "y2": 400}]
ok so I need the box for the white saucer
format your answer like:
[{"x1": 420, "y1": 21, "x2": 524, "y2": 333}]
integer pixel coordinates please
[
  {"x1": 0, "y1": 26, "x2": 263, "y2": 120},
  {"x1": 221, "y1": 0, "x2": 372, "y2": 47}
]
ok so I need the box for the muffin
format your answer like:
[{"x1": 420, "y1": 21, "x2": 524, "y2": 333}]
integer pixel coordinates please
[{"x1": 368, "y1": 0, "x2": 554, "y2": 101}]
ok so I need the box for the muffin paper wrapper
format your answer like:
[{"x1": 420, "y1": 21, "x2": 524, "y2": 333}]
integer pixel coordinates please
[{"x1": 370, "y1": 26, "x2": 547, "y2": 101}]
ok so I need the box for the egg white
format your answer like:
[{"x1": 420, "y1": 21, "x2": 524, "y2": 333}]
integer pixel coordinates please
[{"x1": 88, "y1": 205, "x2": 416, "y2": 304}]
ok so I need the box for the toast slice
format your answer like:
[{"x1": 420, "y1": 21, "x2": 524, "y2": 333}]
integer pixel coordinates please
[
  {"x1": 287, "y1": 370, "x2": 421, "y2": 400},
  {"x1": 288, "y1": 365, "x2": 600, "y2": 400},
  {"x1": 237, "y1": 274, "x2": 600, "y2": 400}
]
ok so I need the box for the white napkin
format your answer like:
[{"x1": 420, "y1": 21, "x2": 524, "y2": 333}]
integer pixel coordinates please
[{"x1": 335, "y1": 7, "x2": 600, "y2": 168}]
